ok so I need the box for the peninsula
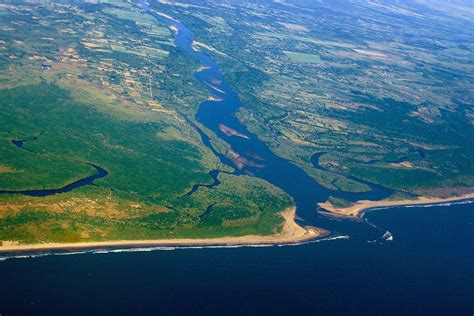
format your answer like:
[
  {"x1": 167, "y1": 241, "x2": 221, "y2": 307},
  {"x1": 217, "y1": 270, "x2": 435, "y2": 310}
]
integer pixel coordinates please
[{"x1": 318, "y1": 194, "x2": 474, "y2": 219}]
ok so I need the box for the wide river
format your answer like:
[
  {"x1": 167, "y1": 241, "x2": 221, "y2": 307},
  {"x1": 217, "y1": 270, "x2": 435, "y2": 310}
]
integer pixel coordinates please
[
  {"x1": 152, "y1": 5, "x2": 396, "y2": 242},
  {"x1": 0, "y1": 2, "x2": 473, "y2": 314}
]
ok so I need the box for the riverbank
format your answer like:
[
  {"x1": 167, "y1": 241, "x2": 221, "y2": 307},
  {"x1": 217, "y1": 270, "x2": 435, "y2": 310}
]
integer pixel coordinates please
[
  {"x1": 0, "y1": 208, "x2": 325, "y2": 253},
  {"x1": 318, "y1": 193, "x2": 474, "y2": 219}
]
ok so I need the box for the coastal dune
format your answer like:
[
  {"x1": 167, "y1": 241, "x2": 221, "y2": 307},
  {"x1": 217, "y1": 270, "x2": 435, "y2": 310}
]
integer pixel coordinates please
[
  {"x1": 0, "y1": 208, "x2": 324, "y2": 253},
  {"x1": 318, "y1": 193, "x2": 474, "y2": 219}
]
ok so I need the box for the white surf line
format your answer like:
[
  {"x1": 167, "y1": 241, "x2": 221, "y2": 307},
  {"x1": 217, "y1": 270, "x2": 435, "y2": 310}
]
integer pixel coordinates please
[
  {"x1": 0, "y1": 234, "x2": 353, "y2": 262},
  {"x1": 360, "y1": 198, "x2": 474, "y2": 219}
]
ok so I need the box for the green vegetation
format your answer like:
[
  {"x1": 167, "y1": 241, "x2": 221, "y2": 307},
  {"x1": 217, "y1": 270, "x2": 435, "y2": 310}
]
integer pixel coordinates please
[
  {"x1": 0, "y1": 173, "x2": 290, "y2": 243},
  {"x1": 152, "y1": 0, "x2": 474, "y2": 194},
  {"x1": 327, "y1": 197, "x2": 353, "y2": 209},
  {"x1": 145, "y1": 25, "x2": 172, "y2": 38},
  {"x1": 0, "y1": 0, "x2": 292, "y2": 244}
]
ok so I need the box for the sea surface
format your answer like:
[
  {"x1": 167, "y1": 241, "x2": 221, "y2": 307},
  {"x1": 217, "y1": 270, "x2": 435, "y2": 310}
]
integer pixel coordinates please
[{"x1": 0, "y1": 202, "x2": 472, "y2": 315}]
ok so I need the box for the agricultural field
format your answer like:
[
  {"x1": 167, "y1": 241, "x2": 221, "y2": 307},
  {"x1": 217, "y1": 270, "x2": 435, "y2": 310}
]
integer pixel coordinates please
[
  {"x1": 0, "y1": 0, "x2": 291, "y2": 244},
  {"x1": 283, "y1": 51, "x2": 320, "y2": 63},
  {"x1": 152, "y1": 0, "x2": 474, "y2": 194}
]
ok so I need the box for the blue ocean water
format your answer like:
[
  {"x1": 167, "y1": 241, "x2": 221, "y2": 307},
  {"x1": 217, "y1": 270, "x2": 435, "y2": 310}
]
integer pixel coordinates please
[{"x1": 0, "y1": 202, "x2": 472, "y2": 315}]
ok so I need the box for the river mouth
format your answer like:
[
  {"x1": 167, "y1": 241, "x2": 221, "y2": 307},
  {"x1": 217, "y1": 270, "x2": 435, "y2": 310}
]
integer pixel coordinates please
[
  {"x1": 1, "y1": 1, "x2": 393, "y2": 241},
  {"x1": 146, "y1": 3, "x2": 395, "y2": 240}
]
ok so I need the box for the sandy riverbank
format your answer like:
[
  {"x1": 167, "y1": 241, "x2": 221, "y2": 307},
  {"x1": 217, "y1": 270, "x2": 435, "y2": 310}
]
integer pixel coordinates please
[
  {"x1": 0, "y1": 208, "x2": 325, "y2": 253},
  {"x1": 318, "y1": 193, "x2": 474, "y2": 219}
]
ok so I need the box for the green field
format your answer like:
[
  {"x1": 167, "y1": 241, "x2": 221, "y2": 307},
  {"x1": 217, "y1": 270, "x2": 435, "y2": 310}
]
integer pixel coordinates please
[
  {"x1": 284, "y1": 51, "x2": 321, "y2": 63},
  {"x1": 103, "y1": 7, "x2": 157, "y2": 25}
]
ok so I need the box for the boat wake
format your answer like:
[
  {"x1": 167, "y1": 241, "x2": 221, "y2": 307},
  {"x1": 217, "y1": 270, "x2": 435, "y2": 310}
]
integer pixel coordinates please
[{"x1": 361, "y1": 199, "x2": 474, "y2": 244}]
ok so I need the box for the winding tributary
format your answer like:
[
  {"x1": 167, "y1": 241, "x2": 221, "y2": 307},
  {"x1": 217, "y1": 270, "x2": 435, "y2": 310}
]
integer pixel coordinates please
[{"x1": 0, "y1": 138, "x2": 108, "y2": 197}]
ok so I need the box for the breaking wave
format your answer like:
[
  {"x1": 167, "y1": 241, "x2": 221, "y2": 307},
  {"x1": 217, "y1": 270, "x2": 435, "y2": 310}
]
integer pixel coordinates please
[
  {"x1": 362, "y1": 198, "x2": 474, "y2": 217},
  {"x1": 402, "y1": 199, "x2": 473, "y2": 209},
  {"x1": 278, "y1": 235, "x2": 351, "y2": 247},
  {"x1": 0, "y1": 234, "x2": 354, "y2": 261}
]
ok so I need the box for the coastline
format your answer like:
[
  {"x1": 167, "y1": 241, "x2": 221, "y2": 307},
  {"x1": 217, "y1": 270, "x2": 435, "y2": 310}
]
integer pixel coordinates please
[
  {"x1": 0, "y1": 207, "x2": 325, "y2": 253},
  {"x1": 318, "y1": 193, "x2": 474, "y2": 219}
]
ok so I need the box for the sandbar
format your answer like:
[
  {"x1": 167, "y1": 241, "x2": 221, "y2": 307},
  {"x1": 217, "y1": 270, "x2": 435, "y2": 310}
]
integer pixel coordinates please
[{"x1": 318, "y1": 193, "x2": 474, "y2": 219}]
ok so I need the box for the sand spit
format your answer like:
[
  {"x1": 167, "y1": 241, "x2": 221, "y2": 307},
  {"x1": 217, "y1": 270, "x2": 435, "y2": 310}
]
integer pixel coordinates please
[
  {"x1": 204, "y1": 82, "x2": 226, "y2": 94},
  {"x1": 318, "y1": 193, "x2": 474, "y2": 219},
  {"x1": 0, "y1": 208, "x2": 324, "y2": 253},
  {"x1": 225, "y1": 147, "x2": 264, "y2": 170}
]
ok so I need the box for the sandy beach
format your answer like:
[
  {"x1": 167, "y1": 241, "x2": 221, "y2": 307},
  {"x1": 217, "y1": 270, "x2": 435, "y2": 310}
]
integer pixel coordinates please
[
  {"x1": 318, "y1": 193, "x2": 474, "y2": 219},
  {"x1": 0, "y1": 208, "x2": 325, "y2": 253}
]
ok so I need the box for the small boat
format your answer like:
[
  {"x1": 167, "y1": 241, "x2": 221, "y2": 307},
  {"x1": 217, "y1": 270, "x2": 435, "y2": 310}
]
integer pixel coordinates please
[{"x1": 382, "y1": 231, "x2": 394, "y2": 241}]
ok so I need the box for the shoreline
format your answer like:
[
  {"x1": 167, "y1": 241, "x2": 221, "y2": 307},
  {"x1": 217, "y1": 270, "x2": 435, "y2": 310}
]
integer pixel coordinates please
[
  {"x1": 318, "y1": 193, "x2": 474, "y2": 219},
  {"x1": 0, "y1": 207, "x2": 326, "y2": 253}
]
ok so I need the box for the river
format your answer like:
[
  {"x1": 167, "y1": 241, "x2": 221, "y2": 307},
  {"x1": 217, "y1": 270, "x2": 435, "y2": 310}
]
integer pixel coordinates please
[{"x1": 150, "y1": 5, "x2": 398, "y2": 242}]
